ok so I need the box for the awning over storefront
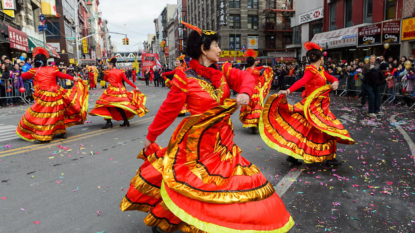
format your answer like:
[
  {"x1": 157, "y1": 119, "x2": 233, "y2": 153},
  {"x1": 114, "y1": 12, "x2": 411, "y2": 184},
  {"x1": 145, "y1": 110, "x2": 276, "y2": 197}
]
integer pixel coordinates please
[
  {"x1": 8, "y1": 26, "x2": 29, "y2": 52},
  {"x1": 28, "y1": 36, "x2": 60, "y2": 58},
  {"x1": 312, "y1": 25, "x2": 367, "y2": 50}
]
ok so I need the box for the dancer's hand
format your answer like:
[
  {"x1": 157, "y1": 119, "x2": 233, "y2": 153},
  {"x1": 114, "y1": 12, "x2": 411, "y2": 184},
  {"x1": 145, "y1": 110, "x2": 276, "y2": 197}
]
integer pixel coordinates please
[
  {"x1": 73, "y1": 76, "x2": 79, "y2": 82},
  {"x1": 144, "y1": 139, "x2": 152, "y2": 151},
  {"x1": 236, "y1": 93, "x2": 250, "y2": 107},
  {"x1": 331, "y1": 81, "x2": 339, "y2": 90},
  {"x1": 135, "y1": 87, "x2": 140, "y2": 92},
  {"x1": 278, "y1": 89, "x2": 290, "y2": 96}
]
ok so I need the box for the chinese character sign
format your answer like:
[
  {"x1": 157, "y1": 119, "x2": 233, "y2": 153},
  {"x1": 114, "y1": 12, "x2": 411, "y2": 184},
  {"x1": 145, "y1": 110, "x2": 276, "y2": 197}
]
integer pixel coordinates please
[
  {"x1": 2, "y1": 0, "x2": 15, "y2": 10},
  {"x1": 218, "y1": 0, "x2": 227, "y2": 26},
  {"x1": 83, "y1": 39, "x2": 88, "y2": 54},
  {"x1": 402, "y1": 17, "x2": 415, "y2": 41},
  {"x1": 8, "y1": 26, "x2": 29, "y2": 52},
  {"x1": 382, "y1": 21, "x2": 400, "y2": 43},
  {"x1": 357, "y1": 23, "x2": 382, "y2": 47}
]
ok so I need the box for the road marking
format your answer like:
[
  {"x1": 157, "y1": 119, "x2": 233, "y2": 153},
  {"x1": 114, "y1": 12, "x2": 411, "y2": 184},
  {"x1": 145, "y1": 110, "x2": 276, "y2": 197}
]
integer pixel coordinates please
[
  {"x1": 274, "y1": 168, "x2": 303, "y2": 197},
  {"x1": 0, "y1": 124, "x2": 19, "y2": 143},
  {"x1": 0, "y1": 116, "x2": 154, "y2": 158},
  {"x1": 390, "y1": 114, "x2": 415, "y2": 163}
]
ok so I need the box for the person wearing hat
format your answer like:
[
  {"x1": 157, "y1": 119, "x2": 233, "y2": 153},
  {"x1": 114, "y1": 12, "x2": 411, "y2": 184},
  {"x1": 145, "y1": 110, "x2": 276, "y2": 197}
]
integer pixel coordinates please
[
  {"x1": 89, "y1": 56, "x2": 148, "y2": 129},
  {"x1": 260, "y1": 41, "x2": 354, "y2": 167},
  {"x1": 239, "y1": 49, "x2": 274, "y2": 134},
  {"x1": 16, "y1": 47, "x2": 89, "y2": 143},
  {"x1": 121, "y1": 21, "x2": 294, "y2": 233}
]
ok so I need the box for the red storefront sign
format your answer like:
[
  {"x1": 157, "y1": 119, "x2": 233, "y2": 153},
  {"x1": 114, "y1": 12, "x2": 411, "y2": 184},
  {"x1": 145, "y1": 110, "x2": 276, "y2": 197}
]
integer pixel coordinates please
[{"x1": 8, "y1": 26, "x2": 29, "y2": 52}]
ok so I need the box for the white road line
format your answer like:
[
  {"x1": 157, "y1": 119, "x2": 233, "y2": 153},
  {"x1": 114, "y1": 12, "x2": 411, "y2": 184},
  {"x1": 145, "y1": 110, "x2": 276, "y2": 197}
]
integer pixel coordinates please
[
  {"x1": 274, "y1": 168, "x2": 303, "y2": 197},
  {"x1": 390, "y1": 114, "x2": 415, "y2": 163},
  {"x1": 0, "y1": 124, "x2": 19, "y2": 143}
]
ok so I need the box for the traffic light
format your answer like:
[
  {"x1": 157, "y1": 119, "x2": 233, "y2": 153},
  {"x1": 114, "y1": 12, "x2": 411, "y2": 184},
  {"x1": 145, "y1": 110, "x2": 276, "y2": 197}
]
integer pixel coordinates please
[
  {"x1": 126, "y1": 38, "x2": 129, "y2": 45},
  {"x1": 122, "y1": 38, "x2": 126, "y2": 45}
]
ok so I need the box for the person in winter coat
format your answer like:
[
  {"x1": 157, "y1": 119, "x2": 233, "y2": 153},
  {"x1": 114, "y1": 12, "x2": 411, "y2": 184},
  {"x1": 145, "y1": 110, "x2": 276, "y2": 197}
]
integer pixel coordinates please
[{"x1": 361, "y1": 63, "x2": 389, "y2": 118}]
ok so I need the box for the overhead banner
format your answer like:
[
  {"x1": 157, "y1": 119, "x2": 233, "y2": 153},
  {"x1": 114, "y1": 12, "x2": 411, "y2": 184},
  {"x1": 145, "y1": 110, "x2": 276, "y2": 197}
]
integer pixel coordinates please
[
  {"x1": 402, "y1": 17, "x2": 415, "y2": 41},
  {"x1": 357, "y1": 23, "x2": 382, "y2": 47},
  {"x1": 82, "y1": 38, "x2": 88, "y2": 54},
  {"x1": 41, "y1": 0, "x2": 57, "y2": 17},
  {"x1": 218, "y1": 0, "x2": 227, "y2": 25},
  {"x1": 382, "y1": 20, "x2": 400, "y2": 44},
  {"x1": 247, "y1": 36, "x2": 258, "y2": 49}
]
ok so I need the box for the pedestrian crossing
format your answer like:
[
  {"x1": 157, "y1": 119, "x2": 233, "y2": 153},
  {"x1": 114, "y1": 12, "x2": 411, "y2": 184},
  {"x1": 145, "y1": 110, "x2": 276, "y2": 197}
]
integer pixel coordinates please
[{"x1": 0, "y1": 124, "x2": 19, "y2": 143}]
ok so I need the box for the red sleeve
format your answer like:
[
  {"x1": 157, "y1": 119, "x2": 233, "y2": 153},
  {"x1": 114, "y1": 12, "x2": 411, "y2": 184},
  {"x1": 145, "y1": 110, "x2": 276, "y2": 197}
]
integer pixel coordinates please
[
  {"x1": 21, "y1": 68, "x2": 36, "y2": 80},
  {"x1": 103, "y1": 71, "x2": 109, "y2": 81},
  {"x1": 222, "y1": 62, "x2": 255, "y2": 97},
  {"x1": 324, "y1": 71, "x2": 338, "y2": 83},
  {"x1": 122, "y1": 73, "x2": 137, "y2": 88},
  {"x1": 147, "y1": 85, "x2": 187, "y2": 142},
  {"x1": 255, "y1": 66, "x2": 264, "y2": 70},
  {"x1": 56, "y1": 71, "x2": 74, "y2": 80},
  {"x1": 162, "y1": 70, "x2": 176, "y2": 78},
  {"x1": 288, "y1": 71, "x2": 313, "y2": 93}
]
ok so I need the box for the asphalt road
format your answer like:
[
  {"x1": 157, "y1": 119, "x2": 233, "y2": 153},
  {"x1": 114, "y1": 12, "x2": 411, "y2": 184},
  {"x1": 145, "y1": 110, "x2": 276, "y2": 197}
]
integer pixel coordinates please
[{"x1": 0, "y1": 81, "x2": 414, "y2": 233}]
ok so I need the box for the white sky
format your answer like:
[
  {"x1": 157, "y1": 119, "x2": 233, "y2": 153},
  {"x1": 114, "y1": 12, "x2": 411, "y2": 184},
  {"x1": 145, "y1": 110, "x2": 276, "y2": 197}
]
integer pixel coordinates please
[{"x1": 99, "y1": 0, "x2": 177, "y2": 52}]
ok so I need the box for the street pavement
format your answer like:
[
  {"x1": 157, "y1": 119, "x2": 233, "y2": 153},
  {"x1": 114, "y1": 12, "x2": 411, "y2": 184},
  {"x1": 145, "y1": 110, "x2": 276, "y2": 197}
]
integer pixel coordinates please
[{"x1": 0, "y1": 81, "x2": 414, "y2": 233}]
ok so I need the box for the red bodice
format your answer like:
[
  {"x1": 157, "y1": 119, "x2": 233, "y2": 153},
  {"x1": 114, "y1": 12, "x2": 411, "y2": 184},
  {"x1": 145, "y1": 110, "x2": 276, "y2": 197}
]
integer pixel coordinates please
[
  {"x1": 246, "y1": 67, "x2": 263, "y2": 88},
  {"x1": 21, "y1": 67, "x2": 73, "y2": 91},
  {"x1": 104, "y1": 68, "x2": 136, "y2": 88}
]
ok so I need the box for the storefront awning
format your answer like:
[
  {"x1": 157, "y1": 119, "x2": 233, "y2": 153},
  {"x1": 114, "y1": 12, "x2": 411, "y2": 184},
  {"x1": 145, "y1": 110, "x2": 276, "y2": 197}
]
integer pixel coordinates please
[
  {"x1": 311, "y1": 25, "x2": 368, "y2": 50},
  {"x1": 8, "y1": 26, "x2": 29, "y2": 52},
  {"x1": 28, "y1": 36, "x2": 60, "y2": 58}
]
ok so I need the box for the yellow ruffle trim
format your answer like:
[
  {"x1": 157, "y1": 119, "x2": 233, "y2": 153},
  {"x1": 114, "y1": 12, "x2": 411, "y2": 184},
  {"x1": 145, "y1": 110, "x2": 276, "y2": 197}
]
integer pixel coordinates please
[{"x1": 161, "y1": 181, "x2": 295, "y2": 233}]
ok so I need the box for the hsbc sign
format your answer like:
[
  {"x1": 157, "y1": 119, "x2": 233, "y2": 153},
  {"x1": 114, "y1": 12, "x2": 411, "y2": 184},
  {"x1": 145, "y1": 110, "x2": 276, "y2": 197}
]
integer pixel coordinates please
[{"x1": 299, "y1": 8, "x2": 324, "y2": 24}]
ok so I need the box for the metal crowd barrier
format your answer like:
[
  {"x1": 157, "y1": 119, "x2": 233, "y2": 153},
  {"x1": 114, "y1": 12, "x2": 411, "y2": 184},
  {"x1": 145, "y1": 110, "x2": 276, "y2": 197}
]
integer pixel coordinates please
[{"x1": 0, "y1": 79, "x2": 31, "y2": 105}]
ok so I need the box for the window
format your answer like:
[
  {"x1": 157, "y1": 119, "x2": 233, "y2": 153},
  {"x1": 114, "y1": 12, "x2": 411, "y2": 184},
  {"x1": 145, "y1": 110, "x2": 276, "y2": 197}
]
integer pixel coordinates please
[
  {"x1": 229, "y1": 0, "x2": 240, "y2": 8},
  {"x1": 248, "y1": 15, "x2": 258, "y2": 29},
  {"x1": 247, "y1": 0, "x2": 258, "y2": 9},
  {"x1": 329, "y1": 3, "x2": 336, "y2": 30},
  {"x1": 385, "y1": 0, "x2": 396, "y2": 20},
  {"x1": 345, "y1": 0, "x2": 353, "y2": 27},
  {"x1": 364, "y1": 0, "x2": 373, "y2": 23},
  {"x1": 293, "y1": 26, "x2": 301, "y2": 44},
  {"x1": 229, "y1": 35, "x2": 241, "y2": 49},
  {"x1": 229, "y1": 14, "x2": 241, "y2": 29},
  {"x1": 45, "y1": 22, "x2": 60, "y2": 39},
  {"x1": 309, "y1": 20, "x2": 323, "y2": 40}
]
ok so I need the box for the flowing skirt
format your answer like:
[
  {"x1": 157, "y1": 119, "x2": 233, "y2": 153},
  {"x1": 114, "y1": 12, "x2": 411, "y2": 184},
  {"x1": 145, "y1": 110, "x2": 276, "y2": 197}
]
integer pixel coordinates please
[
  {"x1": 121, "y1": 99, "x2": 294, "y2": 233},
  {"x1": 16, "y1": 80, "x2": 89, "y2": 142},
  {"x1": 240, "y1": 69, "x2": 274, "y2": 128},
  {"x1": 89, "y1": 84, "x2": 148, "y2": 121},
  {"x1": 259, "y1": 85, "x2": 355, "y2": 163}
]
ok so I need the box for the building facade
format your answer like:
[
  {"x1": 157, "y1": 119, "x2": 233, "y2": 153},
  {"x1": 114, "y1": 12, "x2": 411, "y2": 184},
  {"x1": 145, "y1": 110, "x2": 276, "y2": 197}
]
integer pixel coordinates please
[
  {"x1": 289, "y1": 0, "x2": 324, "y2": 60},
  {"x1": 186, "y1": 0, "x2": 295, "y2": 63}
]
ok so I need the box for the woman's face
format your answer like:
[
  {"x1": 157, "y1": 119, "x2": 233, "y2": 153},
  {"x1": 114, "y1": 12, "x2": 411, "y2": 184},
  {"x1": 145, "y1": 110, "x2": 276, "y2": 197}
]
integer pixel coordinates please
[
  {"x1": 401, "y1": 57, "x2": 406, "y2": 62},
  {"x1": 14, "y1": 64, "x2": 19, "y2": 70},
  {"x1": 175, "y1": 59, "x2": 181, "y2": 67},
  {"x1": 1, "y1": 64, "x2": 5, "y2": 70},
  {"x1": 203, "y1": 41, "x2": 221, "y2": 64}
]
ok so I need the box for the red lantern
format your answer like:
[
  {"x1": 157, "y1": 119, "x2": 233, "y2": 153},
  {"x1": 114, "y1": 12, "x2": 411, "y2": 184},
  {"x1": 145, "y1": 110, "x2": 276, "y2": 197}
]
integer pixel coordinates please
[
  {"x1": 19, "y1": 87, "x2": 26, "y2": 93},
  {"x1": 323, "y1": 51, "x2": 328, "y2": 56}
]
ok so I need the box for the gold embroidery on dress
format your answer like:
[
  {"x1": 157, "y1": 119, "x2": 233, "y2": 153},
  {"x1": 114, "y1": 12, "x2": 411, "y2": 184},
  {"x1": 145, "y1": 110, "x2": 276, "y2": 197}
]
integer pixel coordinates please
[{"x1": 198, "y1": 77, "x2": 226, "y2": 104}]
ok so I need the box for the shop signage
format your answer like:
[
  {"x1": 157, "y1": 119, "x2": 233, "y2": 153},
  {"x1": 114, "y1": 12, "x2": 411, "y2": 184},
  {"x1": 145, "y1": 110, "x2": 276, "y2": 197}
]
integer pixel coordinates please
[
  {"x1": 299, "y1": 8, "x2": 323, "y2": 25},
  {"x1": 247, "y1": 36, "x2": 258, "y2": 49},
  {"x1": 220, "y1": 51, "x2": 244, "y2": 58},
  {"x1": 357, "y1": 23, "x2": 382, "y2": 47},
  {"x1": 218, "y1": 0, "x2": 227, "y2": 26},
  {"x1": 8, "y1": 26, "x2": 29, "y2": 52},
  {"x1": 402, "y1": 17, "x2": 415, "y2": 41},
  {"x1": 49, "y1": 42, "x2": 60, "y2": 52},
  {"x1": 2, "y1": 0, "x2": 15, "y2": 10},
  {"x1": 382, "y1": 20, "x2": 400, "y2": 43},
  {"x1": 82, "y1": 38, "x2": 88, "y2": 54}
]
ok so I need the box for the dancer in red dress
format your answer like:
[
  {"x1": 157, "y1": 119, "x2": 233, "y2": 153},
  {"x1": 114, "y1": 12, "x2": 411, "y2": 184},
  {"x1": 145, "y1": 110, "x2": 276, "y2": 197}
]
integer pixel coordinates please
[
  {"x1": 161, "y1": 55, "x2": 190, "y2": 116},
  {"x1": 16, "y1": 47, "x2": 89, "y2": 142},
  {"x1": 239, "y1": 49, "x2": 274, "y2": 133},
  {"x1": 88, "y1": 69, "x2": 96, "y2": 89},
  {"x1": 259, "y1": 42, "x2": 354, "y2": 166},
  {"x1": 132, "y1": 68, "x2": 137, "y2": 83},
  {"x1": 120, "y1": 22, "x2": 294, "y2": 233},
  {"x1": 89, "y1": 57, "x2": 148, "y2": 129}
]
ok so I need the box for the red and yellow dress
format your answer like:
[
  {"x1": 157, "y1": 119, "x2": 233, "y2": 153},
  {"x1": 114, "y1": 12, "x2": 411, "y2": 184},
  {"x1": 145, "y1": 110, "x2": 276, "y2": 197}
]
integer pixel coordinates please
[
  {"x1": 17, "y1": 67, "x2": 89, "y2": 142},
  {"x1": 239, "y1": 66, "x2": 273, "y2": 128},
  {"x1": 259, "y1": 65, "x2": 355, "y2": 163},
  {"x1": 162, "y1": 67, "x2": 190, "y2": 115},
  {"x1": 120, "y1": 60, "x2": 294, "y2": 233},
  {"x1": 89, "y1": 68, "x2": 148, "y2": 121}
]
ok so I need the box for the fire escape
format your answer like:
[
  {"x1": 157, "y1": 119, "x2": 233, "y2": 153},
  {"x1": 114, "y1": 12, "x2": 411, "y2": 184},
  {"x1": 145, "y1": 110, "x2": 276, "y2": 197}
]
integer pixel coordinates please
[{"x1": 264, "y1": 0, "x2": 295, "y2": 52}]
